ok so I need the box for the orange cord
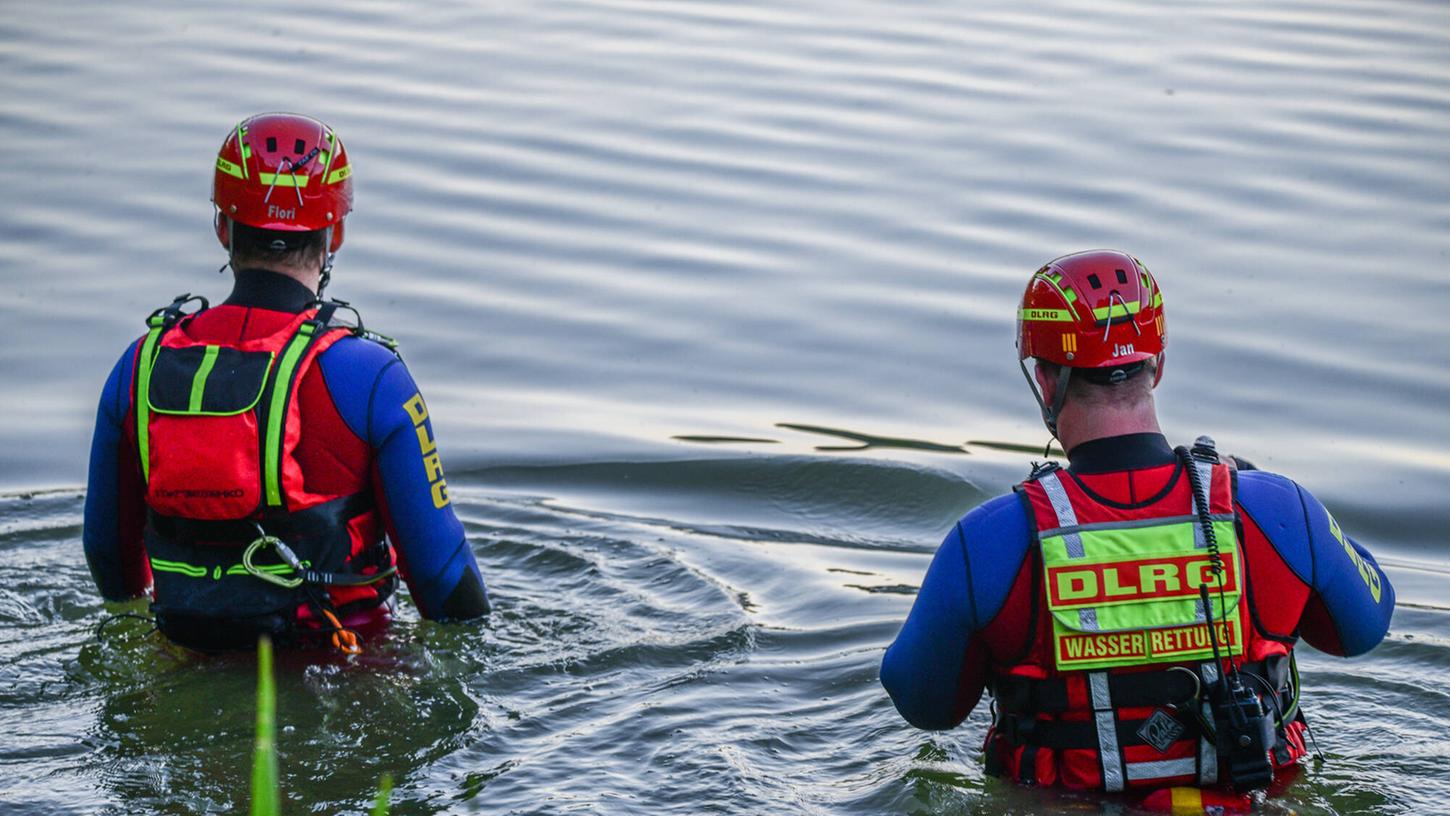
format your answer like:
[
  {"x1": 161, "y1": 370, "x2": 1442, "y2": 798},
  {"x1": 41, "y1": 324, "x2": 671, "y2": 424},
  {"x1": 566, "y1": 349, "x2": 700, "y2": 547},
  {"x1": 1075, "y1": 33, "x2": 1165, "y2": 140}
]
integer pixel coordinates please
[{"x1": 320, "y1": 608, "x2": 362, "y2": 655}]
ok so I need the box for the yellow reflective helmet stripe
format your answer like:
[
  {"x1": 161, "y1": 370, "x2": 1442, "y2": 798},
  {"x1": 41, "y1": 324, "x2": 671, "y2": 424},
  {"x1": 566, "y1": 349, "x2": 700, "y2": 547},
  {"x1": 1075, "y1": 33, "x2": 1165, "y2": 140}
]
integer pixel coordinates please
[
  {"x1": 1020, "y1": 307, "x2": 1075, "y2": 322},
  {"x1": 257, "y1": 173, "x2": 310, "y2": 188},
  {"x1": 326, "y1": 165, "x2": 351, "y2": 185},
  {"x1": 1092, "y1": 300, "x2": 1140, "y2": 320},
  {"x1": 1035, "y1": 272, "x2": 1079, "y2": 308},
  {"x1": 216, "y1": 157, "x2": 245, "y2": 179},
  {"x1": 236, "y1": 126, "x2": 251, "y2": 179},
  {"x1": 320, "y1": 128, "x2": 337, "y2": 183}
]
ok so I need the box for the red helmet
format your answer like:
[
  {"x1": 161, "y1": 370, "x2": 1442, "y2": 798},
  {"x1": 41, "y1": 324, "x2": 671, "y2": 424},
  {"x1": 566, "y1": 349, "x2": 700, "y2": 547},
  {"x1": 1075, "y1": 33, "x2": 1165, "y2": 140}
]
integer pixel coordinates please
[
  {"x1": 1018, "y1": 250, "x2": 1165, "y2": 369},
  {"x1": 212, "y1": 113, "x2": 353, "y2": 248},
  {"x1": 1016, "y1": 250, "x2": 1166, "y2": 433}
]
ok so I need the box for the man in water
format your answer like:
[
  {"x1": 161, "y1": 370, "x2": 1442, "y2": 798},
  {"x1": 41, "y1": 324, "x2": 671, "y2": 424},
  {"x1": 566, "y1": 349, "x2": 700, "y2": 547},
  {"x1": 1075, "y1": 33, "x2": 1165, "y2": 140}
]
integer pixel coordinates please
[
  {"x1": 83, "y1": 113, "x2": 490, "y2": 652},
  {"x1": 880, "y1": 251, "x2": 1394, "y2": 813}
]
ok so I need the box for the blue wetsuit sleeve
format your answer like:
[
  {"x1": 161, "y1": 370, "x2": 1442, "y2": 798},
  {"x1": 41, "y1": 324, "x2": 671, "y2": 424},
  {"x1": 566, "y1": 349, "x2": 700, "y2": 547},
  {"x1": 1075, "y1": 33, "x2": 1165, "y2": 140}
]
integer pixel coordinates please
[
  {"x1": 364, "y1": 355, "x2": 490, "y2": 620},
  {"x1": 83, "y1": 341, "x2": 147, "y2": 600},
  {"x1": 1294, "y1": 483, "x2": 1394, "y2": 656},
  {"x1": 881, "y1": 494, "x2": 1029, "y2": 730},
  {"x1": 1237, "y1": 471, "x2": 1395, "y2": 657}
]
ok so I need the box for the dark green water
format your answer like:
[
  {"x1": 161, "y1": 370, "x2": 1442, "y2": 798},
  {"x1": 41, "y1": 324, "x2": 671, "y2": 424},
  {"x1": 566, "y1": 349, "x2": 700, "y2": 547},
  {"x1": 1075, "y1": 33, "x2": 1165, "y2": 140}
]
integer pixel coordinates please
[{"x1": 2, "y1": 0, "x2": 1448, "y2": 813}]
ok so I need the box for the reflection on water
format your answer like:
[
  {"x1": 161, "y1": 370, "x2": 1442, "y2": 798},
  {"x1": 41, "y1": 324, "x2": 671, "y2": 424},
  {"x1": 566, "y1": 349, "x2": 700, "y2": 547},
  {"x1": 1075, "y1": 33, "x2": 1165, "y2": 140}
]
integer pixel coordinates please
[
  {"x1": 671, "y1": 435, "x2": 781, "y2": 444},
  {"x1": 676, "y1": 422, "x2": 1070, "y2": 457},
  {"x1": 967, "y1": 439, "x2": 1067, "y2": 458},
  {"x1": 1, "y1": 0, "x2": 1448, "y2": 812},
  {"x1": 776, "y1": 422, "x2": 968, "y2": 453}
]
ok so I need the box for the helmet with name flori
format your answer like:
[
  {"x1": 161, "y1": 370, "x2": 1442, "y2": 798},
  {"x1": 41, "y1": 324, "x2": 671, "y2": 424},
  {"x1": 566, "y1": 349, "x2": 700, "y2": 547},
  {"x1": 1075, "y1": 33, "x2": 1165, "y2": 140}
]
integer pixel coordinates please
[{"x1": 212, "y1": 112, "x2": 353, "y2": 251}]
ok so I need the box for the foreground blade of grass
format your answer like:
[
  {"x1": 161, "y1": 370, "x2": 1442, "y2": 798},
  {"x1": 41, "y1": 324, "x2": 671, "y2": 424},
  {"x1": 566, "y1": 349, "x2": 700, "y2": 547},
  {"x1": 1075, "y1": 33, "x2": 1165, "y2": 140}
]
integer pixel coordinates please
[
  {"x1": 252, "y1": 634, "x2": 281, "y2": 816},
  {"x1": 371, "y1": 773, "x2": 393, "y2": 816}
]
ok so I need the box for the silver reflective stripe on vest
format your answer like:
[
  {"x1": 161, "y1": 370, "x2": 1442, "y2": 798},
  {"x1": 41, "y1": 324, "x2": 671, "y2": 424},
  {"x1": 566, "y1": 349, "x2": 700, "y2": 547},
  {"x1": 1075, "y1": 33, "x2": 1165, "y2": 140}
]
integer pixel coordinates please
[
  {"x1": 1038, "y1": 513, "x2": 1234, "y2": 540},
  {"x1": 1198, "y1": 662, "x2": 1219, "y2": 784},
  {"x1": 1089, "y1": 672, "x2": 1124, "y2": 792},
  {"x1": 1044, "y1": 469, "x2": 1125, "y2": 792},
  {"x1": 1126, "y1": 758, "x2": 1198, "y2": 782},
  {"x1": 1041, "y1": 471, "x2": 1084, "y2": 558},
  {"x1": 1078, "y1": 607, "x2": 1100, "y2": 631}
]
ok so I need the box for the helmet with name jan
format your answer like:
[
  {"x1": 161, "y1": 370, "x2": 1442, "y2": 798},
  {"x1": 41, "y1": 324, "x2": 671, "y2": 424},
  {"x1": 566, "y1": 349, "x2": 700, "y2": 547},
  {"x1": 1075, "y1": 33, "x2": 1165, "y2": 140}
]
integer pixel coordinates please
[
  {"x1": 212, "y1": 113, "x2": 353, "y2": 247},
  {"x1": 1017, "y1": 249, "x2": 1165, "y2": 372},
  {"x1": 1016, "y1": 250, "x2": 1166, "y2": 435}
]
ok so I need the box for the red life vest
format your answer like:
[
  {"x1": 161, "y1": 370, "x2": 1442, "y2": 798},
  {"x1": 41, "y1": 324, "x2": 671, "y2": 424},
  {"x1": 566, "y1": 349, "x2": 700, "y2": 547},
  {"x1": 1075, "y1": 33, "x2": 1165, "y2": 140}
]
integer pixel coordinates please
[
  {"x1": 132, "y1": 295, "x2": 397, "y2": 650},
  {"x1": 985, "y1": 452, "x2": 1308, "y2": 795}
]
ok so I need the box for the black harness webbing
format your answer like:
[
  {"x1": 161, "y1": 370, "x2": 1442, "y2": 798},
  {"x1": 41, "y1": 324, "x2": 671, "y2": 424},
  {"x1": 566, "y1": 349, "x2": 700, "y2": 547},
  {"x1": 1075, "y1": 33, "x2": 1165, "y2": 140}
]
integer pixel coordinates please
[
  {"x1": 148, "y1": 491, "x2": 372, "y2": 547},
  {"x1": 992, "y1": 657, "x2": 1292, "y2": 751}
]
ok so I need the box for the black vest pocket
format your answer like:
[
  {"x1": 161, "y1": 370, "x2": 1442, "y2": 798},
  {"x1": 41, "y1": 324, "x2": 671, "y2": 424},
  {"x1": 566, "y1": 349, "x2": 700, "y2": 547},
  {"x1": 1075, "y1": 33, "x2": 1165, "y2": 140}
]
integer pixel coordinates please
[{"x1": 147, "y1": 345, "x2": 274, "y2": 415}]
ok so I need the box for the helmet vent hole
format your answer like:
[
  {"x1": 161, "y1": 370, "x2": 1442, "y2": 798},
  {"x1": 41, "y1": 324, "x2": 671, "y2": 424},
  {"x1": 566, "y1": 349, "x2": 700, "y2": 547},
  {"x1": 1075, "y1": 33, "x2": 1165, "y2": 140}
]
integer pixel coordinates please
[
  {"x1": 265, "y1": 137, "x2": 277, "y2": 152},
  {"x1": 1116, "y1": 268, "x2": 1128, "y2": 284},
  {"x1": 295, "y1": 139, "x2": 306, "y2": 154},
  {"x1": 1087, "y1": 273, "x2": 1102, "y2": 289}
]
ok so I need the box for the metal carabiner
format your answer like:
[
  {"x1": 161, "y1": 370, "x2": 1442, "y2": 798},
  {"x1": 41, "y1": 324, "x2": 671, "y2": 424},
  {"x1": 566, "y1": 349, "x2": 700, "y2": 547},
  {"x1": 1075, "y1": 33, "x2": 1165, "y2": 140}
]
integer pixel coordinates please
[{"x1": 242, "y1": 524, "x2": 305, "y2": 588}]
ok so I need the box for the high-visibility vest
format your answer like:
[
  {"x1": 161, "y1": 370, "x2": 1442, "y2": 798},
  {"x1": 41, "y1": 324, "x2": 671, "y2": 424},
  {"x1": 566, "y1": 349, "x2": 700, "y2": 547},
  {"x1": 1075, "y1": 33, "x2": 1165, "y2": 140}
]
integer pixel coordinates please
[
  {"x1": 990, "y1": 457, "x2": 1300, "y2": 793},
  {"x1": 132, "y1": 296, "x2": 395, "y2": 649}
]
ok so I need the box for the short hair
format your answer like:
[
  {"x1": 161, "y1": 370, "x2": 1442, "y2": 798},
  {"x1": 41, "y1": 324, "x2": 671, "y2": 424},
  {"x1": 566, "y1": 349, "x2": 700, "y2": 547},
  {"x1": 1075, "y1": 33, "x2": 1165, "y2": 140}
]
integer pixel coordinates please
[
  {"x1": 228, "y1": 220, "x2": 327, "y2": 268},
  {"x1": 1039, "y1": 357, "x2": 1158, "y2": 407}
]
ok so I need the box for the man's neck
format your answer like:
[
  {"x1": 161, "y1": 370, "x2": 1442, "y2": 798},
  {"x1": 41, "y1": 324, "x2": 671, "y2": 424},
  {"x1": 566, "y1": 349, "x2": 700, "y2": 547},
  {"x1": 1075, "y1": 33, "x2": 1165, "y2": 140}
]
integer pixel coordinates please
[
  {"x1": 225, "y1": 268, "x2": 317, "y2": 313},
  {"x1": 229, "y1": 256, "x2": 322, "y2": 294},
  {"x1": 1055, "y1": 401, "x2": 1163, "y2": 455}
]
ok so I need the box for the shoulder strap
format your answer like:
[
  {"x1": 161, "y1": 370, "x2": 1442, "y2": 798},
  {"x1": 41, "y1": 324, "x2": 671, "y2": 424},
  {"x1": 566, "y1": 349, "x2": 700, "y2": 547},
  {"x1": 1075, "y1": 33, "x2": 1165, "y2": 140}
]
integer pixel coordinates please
[
  {"x1": 135, "y1": 294, "x2": 210, "y2": 483},
  {"x1": 257, "y1": 301, "x2": 353, "y2": 511}
]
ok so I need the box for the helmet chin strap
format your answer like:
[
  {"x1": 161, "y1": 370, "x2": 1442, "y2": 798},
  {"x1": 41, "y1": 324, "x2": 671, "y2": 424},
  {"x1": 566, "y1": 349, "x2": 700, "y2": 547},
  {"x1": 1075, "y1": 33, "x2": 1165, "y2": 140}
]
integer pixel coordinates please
[
  {"x1": 317, "y1": 226, "x2": 334, "y2": 296},
  {"x1": 1019, "y1": 358, "x2": 1073, "y2": 440},
  {"x1": 318, "y1": 257, "x2": 333, "y2": 296}
]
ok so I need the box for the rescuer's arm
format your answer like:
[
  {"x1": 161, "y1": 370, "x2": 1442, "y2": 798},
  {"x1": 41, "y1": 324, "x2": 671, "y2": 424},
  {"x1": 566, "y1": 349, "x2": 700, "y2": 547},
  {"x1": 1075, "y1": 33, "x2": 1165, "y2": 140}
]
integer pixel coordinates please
[
  {"x1": 881, "y1": 494, "x2": 1028, "y2": 730},
  {"x1": 1237, "y1": 471, "x2": 1394, "y2": 656},
  {"x1": 366, "y1": 356, "x2": 491, "y2": 620},
  {"x1": 1294, "y1": 484, "x2": 1395, "y2": 656},
  {"x1": 82, "y1": 341, "x2": 152, "y2": 601}
]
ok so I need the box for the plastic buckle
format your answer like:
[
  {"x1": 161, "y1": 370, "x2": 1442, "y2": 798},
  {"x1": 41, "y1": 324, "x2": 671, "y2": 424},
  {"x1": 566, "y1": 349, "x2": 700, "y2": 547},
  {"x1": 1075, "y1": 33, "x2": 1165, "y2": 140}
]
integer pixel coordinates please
[
  {"x1": 150, "y1": 293, "x2": 210, "y2": 329},
  {"x1": 1028, "y1": 460, "x2": 1061, "y2": 481}
]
